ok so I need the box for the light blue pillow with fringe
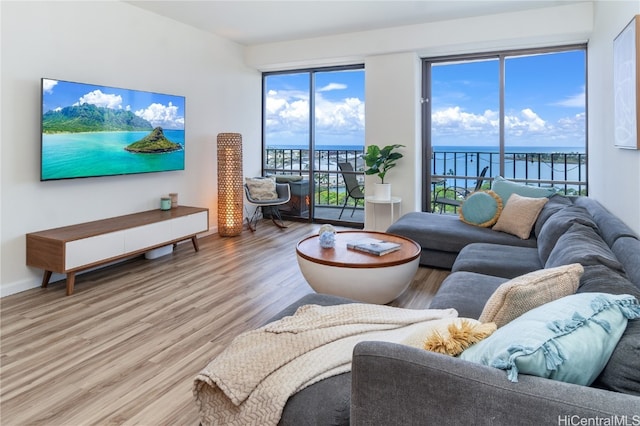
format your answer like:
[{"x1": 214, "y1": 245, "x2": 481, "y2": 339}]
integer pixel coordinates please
[{"x1": 459, "y1": 292, "x2": 640, "y2": 385}]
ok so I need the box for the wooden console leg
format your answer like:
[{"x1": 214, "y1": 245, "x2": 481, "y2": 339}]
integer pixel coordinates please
[
  {"x1": 191, "y1": 235, "x2": 200, "y2": 252},
  {"x1": 41, "y1": 270, "x2": 53, "y2": 288},
  {"x1": 66, "y1": 272, "x2": 76, "y2": 296}
]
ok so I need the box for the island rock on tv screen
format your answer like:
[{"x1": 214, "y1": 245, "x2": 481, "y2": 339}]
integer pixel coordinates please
[{"x1": 40, "y1": 78, "x2": 186, "y2": 181}]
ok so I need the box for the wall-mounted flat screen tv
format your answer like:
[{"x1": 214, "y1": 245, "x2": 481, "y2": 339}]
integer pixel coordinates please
[{"x1": 41, "y1": 78, "x2": 185, "y2": 181}]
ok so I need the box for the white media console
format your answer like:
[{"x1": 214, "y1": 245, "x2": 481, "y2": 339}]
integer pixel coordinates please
[{"x1": 26, "y1": 206, "x2": 209, "y2": 296}]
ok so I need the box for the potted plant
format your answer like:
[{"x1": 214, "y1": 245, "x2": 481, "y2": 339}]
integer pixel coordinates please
[{"x1": 363, "y1": 144, "x2": 405, "y2": 200}]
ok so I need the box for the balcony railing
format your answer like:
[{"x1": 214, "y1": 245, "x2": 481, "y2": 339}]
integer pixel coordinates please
[
  {"x1": 265, "y1": 148, "x2": 365, "y2": 212},
  {"x1": 265, "y1": 147, "x2": 588, "y2": 214}
]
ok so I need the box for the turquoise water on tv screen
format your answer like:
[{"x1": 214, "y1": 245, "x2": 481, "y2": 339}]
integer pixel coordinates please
[{"x1": 41, "y1": 130, "x2": 185, "y2": 180}]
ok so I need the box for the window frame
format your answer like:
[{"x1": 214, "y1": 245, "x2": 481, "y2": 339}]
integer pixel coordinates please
[{"x1": 421, "y1": 44, "x2": 588, "y2": 212}]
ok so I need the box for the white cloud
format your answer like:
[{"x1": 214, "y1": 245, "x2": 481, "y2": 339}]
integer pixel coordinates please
[
  {"x1": 265, "y1": 88, "x2": 364, "y2": 143},
  {"x1": 134, "y1": 102, "x2": 183, "y2": 129},
  {"x1": 432, "y1": 106, "x2": 584, "y2": 146},
  {"x1": 42, "y1": 79, "x2": 57, "y2": 94},
  {"x1": 74, "y1": 90, "x2": 123, "y2": 109},
  {"x1": 317, "y1": 83, "x2": 347, "y2": 92},
  {"x1": 432, "y1": 106, "x2": 498, "y2": 132},
  {"x1": 506, "y1": 108, "x2": 547, "y2": 135},
  {"x1": 553, "y1": 88, "x2": 585, "y2": 108}
]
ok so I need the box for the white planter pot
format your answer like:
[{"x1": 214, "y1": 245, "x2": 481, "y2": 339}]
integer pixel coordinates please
[{"x1": 374, "y1": 183, "x2": 391, "y2": 200}]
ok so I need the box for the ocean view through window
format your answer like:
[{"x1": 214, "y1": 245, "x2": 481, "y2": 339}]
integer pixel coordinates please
[
  {"x1": 424, "y1": 46, "x2": 587, "y2": 212},
  {"x1": 263, "y1": 66, "x2": 365, "y2": 224}
]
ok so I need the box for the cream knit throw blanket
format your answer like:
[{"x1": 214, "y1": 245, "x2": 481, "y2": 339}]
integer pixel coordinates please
[{"x1": 193, "y1": 303, "x2": 458, "y2": 426}]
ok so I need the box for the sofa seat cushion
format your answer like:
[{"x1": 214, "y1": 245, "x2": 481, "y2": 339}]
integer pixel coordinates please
[
  {"x1": 452, "y1": 243, "x2": 542, "y2": 279},
  {"x1": 387, "y1": 212, "x2": 537, "y2": 255},
  {"x1": 418, "y1": 249, "x2": 460, "y2": 269},
  {"x1": 429, "y1": 272, "x2": 508, "y2": 319}
]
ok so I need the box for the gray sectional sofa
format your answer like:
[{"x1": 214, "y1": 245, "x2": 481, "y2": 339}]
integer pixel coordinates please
[{"x1": 271, "y1": 194, "x2": 639, "y2": 425}]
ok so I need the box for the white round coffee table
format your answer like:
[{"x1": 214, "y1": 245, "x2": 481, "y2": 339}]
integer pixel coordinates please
[{"x1": 296, "y1": 231, "x2": 421, "y2": 304}]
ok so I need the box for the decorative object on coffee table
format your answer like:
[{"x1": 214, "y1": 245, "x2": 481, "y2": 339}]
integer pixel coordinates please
[
  {"x1": 217, "y1": 133, "x2": 243, "y2": 236},
  {"x1": 318, "y1": 224, "x2": 337, "y2": 248}
]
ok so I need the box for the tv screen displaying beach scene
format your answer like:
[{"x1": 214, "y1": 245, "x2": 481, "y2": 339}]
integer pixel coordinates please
[{"x1": 41, "y1": 78, "x2": 185, "y2": 181}]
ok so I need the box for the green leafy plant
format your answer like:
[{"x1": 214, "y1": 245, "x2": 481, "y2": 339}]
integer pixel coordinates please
[{"x1": 363, "y1": 144, "x2": 405, "y2": 183}]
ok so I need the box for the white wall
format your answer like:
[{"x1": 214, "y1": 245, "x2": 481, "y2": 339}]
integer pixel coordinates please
[
  {"x1": 0, "y1": 1, "x2": 262, "y2": 296},
  {"x1": 246, "y1": 3, "x2": 594, "y2": 70},
  {"x1": 247, "y1": 1, "x2": 640, "y2": 234},
  {"x1": 588, "y1": 1, "x2": 640, "y2": 232},
  {"x1": 364, "y1": 52, "x2": 422, "y2": 229}
]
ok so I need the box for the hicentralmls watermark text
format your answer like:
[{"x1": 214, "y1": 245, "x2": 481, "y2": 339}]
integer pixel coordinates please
[{"x1": 558, "y1": 415, "x2": 640, "y2": 426}]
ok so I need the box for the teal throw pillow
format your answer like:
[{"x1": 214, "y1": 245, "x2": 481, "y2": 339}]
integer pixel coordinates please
[
  {"x1": 459, "y1": 292, "x2": 640, "y2": 385},
  {"x1": 459, "y1": 190, "x2": 503, "y2": 227},
  {"x1": 491, "y1": 176, "x2": 556, "y2": 202}
]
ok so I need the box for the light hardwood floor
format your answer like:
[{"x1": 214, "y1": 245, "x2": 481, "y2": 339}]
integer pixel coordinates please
[{"x1": 1, "y1": 221, "x2": 449, "y2": 425}]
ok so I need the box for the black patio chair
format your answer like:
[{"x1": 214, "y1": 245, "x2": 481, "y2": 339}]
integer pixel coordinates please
[
  {"x1": 433, "y1": 166, "x2": 489, "y2": 213},
  {"x1": 338, "y1": 162, "x2": 365, "y2": 219}
]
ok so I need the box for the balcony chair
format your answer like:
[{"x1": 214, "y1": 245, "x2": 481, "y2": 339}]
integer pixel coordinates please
[
  {"x1": 433, "y1": 166, "x2": 489, "y2": 213},
  {"x1": 244, "y1": 182, "x2": 291, "y2": 231},
  {"x1": 338, "y1": 162, "x2": 365, "y2": 219}
]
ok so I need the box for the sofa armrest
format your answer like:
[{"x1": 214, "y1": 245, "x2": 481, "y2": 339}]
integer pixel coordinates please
[{"x1": 351, "y1": 341, "x2": 640, "y2": 425}]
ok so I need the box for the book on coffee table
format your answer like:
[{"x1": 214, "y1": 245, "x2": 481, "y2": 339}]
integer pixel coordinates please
[{"x1": 346, "y1": 238, "x2": 402, "y2": 256}]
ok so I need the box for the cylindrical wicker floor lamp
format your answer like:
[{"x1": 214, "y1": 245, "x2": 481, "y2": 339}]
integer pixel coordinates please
[{"x1": 217, "y1": 133, "x2": 243, "y2": 236}]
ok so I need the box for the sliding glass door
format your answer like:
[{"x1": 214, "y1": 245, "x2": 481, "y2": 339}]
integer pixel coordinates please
[
  {"x1": 263, "y1": 66, "x2": 365, "y2": 225},
  {"x1": 424, "y1": 45, "x2": 587, "y2": 213}
]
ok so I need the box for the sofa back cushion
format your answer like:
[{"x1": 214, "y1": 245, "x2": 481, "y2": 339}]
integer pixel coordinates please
[
  {"x1": 545, "y1": 223, "x2": 626, "y2": 275},
  {"x1": 537, "y1": 205, "x2": 598, "y2": 264},
  {"x1": 574, "y1": 197, "x2": 639, "y2": 246},
  {"x1": 576, "y1": 271, "x2": 640, "y2": 396},
  {"x1": 612, "y1": 237, "x2": 640, "y2": 291},
  {"x1": 533, "y1": 194, "x2": 574, "y2": 238}
]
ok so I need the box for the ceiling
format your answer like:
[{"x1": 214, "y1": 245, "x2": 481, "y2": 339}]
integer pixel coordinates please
[{"x1": 125, "y1": 1, "x2": 585, "y2": 46}]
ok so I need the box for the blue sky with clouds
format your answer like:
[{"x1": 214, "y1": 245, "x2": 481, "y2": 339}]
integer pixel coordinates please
[
  {"x1": 265, "y1": 49, "x2": 585, "y2": 150},
  {"x1": 42, "y1": 79, "x2": 185, "y2": 130},
  {"x1": 432, "y1": 49, "x2": 585, "y2": 149},
  {"x1": 265, "y1": 69, "x2": 365, "y2": 147}
]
